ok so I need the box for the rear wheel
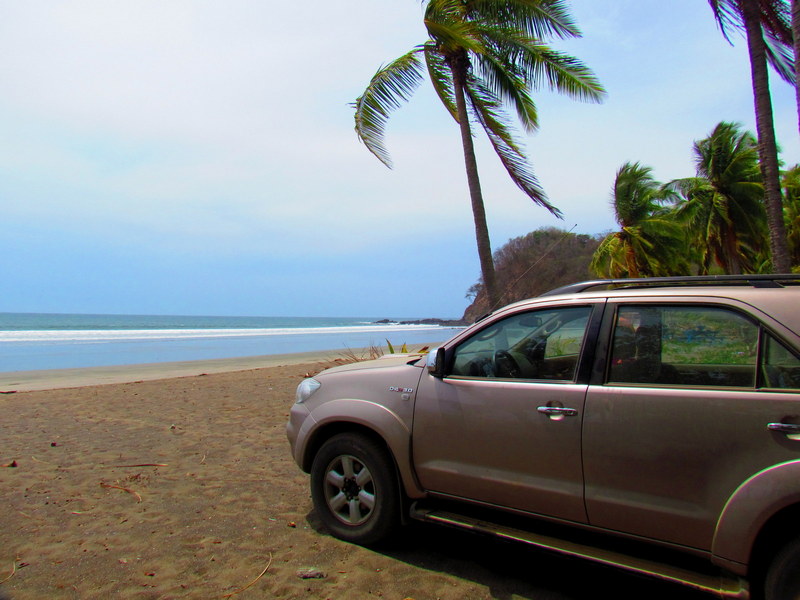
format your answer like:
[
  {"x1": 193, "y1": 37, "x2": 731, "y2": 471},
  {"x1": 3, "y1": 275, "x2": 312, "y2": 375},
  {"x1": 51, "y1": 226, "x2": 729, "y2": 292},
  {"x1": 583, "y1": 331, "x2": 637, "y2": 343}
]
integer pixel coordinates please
[
  {"x1": 310, "y1": 433, "x2": 401, "y2": 545},
  {"x1": 764, "y1": 537, "x2": 800, "y2": 600}
]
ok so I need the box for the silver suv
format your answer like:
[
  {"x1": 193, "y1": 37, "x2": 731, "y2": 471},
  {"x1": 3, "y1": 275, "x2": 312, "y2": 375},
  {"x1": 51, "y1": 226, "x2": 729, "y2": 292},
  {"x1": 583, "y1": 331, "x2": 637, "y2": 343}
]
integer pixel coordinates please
[{"x1": 287, "y1": 276, "x2": 800, "y2": 599}]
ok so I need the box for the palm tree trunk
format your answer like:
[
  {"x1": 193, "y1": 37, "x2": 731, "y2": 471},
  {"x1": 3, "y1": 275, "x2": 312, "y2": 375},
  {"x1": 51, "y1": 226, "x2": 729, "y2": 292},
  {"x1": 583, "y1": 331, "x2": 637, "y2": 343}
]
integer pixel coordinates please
[
  {"x1": 723, "y1": 223, "x2": 743, "y2": 274},
  {"x1": 741, "y1": 0, "x2": 792, "y2": 273},
  {"x1": 450, "y1": 55, "x2": 500, "y2": 310},
  {"x1": 620, "y1": 232, "x2": 640, "y2": 278}
]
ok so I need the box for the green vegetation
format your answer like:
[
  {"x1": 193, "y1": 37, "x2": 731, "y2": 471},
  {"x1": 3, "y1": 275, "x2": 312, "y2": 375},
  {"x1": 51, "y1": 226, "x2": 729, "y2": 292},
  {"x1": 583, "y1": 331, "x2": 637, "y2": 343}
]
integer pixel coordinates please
[
  {"x1": 708, "y1": 0, "x2": 794, "y2": 272},
  {"x1": 591, "y1": 121, "x2": 800, "y2": 279},
  {"x1": 353, "y1": 0, "x2": 604, "y2": 310},
  {"x1": 591, "y1": 162, "x2": 688, "y2": 278},
  {"x1": 669, "y1": 122, "x2": 767, "y2": 274},
  {"x1": 462, "y1": 121, "x2": 800, "y2": 323},
  {"x1": 463, "y1": 227, "x2": 601, "y2": 321},
  {"x1": 784, "y1": 165, "x2": 800, "y2": 265},
  {"x1": 350, "y1": 3, "x2": 800, "y2": 324},
  {"x1": 661, "y1": 308, "x2": 757, "y2": 366}
]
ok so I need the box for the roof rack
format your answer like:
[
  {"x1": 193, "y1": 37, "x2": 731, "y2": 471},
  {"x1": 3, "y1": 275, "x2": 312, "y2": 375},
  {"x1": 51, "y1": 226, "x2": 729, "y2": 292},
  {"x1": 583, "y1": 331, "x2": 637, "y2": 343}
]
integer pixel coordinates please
[{"x1": 540, "y1": 274, "x2": 800, "y2": 297}]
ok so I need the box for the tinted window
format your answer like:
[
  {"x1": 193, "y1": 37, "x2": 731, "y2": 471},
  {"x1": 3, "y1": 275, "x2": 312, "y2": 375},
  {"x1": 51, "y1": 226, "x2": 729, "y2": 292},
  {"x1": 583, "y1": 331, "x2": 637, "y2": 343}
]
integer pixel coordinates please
[
  {"x1": 761, "y1": 334, "x2": 800, "y2": 389},
  {"x1": 451, "y1": 306, "x2": 591, "y2": 381},
  {"x1": 608, "y1": 305, "x2": 757, "y2": 387}
]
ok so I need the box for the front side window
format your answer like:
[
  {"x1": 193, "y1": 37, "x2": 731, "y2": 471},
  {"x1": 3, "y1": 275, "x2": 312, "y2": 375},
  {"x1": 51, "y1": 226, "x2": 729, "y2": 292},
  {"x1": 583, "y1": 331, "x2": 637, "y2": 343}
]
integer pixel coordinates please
[
  {"x1": 608, "y1": 305, "x2": 758, "y2": 387},
  {"x1": 450, "y1": 306, "x2": 591, "y2": 381}
]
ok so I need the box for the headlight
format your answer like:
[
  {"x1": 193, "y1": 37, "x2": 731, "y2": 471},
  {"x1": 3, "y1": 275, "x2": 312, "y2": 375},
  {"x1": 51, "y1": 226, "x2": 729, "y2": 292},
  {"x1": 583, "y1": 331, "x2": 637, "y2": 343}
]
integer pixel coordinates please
[{"x1": 295, "y1": 377, "x2": 321, "y2": 404}]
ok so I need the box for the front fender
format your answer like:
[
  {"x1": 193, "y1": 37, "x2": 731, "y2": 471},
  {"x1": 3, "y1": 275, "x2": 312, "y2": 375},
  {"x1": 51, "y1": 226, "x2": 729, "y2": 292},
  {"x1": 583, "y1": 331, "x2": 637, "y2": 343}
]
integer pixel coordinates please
[
  {"x1": 295, "y1": 397, "x2": 426, "y2": 499},
  {"x1": 713, "y1": 459, "x2": 800, "y2": 572}
]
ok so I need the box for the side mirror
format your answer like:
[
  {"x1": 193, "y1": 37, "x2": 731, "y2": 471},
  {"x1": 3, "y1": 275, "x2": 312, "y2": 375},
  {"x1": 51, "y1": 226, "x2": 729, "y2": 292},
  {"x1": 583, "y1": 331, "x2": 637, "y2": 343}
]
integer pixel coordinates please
[{"x1": 426, "y1": 346, "x2": 446, "y2": 378}]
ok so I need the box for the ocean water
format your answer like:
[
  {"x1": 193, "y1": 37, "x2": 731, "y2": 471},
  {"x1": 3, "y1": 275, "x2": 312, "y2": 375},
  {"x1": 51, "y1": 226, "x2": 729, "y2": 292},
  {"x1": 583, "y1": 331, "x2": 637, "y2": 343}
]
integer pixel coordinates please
[{"x1": 0, "y1": 312, "x2": 464, "y2": 373}]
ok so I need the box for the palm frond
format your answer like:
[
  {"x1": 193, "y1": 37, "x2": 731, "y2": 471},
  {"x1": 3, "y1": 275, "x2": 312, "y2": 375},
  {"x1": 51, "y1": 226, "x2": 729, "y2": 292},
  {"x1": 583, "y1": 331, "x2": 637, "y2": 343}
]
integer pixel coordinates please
[
  {"x1": 761, "y1": 0, "x2": 793, "y2": 44},
  {"x1": 612, "y1": 162, "x2": 663, "y2": 226},
  {"x1": 352, "y1": 49, "x2": 426, "y2": 168},
  {"x1": 472, "y1": 47, "x2": 538, "y2": 131},
  {"x1": 708, "y1": 0, "x2": 743, "y2": 43},
  {"x1": 466, "y1": 77, "x2": 525, "y2": 155},
  {"x1": 590, "y1": 233, "x2": 627, "y2": 278},
  {"x1": 467, "y1": 24, "x2": 602, "y2": 129},
  {"x1": 424, "y1": 1, "x2": 486, "y2": 55},
  {"x1": 707, "y1": 0, "x2": 794, "y2": 83},
  {"x1": 673, "y1": 121, "x2": 769, "y2": 273},
  {"x1": 763, "y1": 29, "x2": 795, "y2": 84},
  {"x1": 468, "y1": 0, "x2": 582, "y2": 40},
  {"x1": 466, "y1": 80, "x2": 560, "y2": 216},
  {"x1": 665, "y1": 176, "x2": 713, "y2": 203},
  {"x1": 518, "y1": 42, "x2": 605, "y2": 102},
  {"x1": 423, "y1": 44, "x2": 458, "y2": 121}
]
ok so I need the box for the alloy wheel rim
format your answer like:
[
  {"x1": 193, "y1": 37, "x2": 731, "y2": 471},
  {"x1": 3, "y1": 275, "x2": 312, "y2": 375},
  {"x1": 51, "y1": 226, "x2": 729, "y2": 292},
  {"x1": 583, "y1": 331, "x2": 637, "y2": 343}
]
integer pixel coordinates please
[{"x1": 323, "y1": 454, "x2": 376, "y2": 525}]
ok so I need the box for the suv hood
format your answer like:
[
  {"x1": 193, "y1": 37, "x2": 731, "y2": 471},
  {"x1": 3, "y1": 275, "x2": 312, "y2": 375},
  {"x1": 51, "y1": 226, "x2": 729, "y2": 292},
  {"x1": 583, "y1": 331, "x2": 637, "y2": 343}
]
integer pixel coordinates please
[{"x1": 318, "y1": 354, "x2": 425, "y2": 376}]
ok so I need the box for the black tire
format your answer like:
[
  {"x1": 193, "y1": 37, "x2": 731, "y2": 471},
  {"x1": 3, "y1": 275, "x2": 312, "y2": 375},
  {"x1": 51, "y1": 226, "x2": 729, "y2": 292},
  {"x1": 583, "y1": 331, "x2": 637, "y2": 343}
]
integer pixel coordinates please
[
  {"x1": 764, "y1": 537, "x2": 800, "y2": 600},
  {"x1": 310, "y1": 433, "x2": 401, "y2": 545}
]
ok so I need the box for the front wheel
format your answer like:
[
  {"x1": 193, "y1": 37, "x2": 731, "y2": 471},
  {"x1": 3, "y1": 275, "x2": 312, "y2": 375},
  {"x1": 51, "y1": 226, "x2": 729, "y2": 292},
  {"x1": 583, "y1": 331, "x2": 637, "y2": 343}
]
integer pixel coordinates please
[
  {"x1": 764, "y1": 537, "x2": 800, "y2": 600},
  {"x1": 310, "y1": 433, "x2": 401, "y2": 545}
]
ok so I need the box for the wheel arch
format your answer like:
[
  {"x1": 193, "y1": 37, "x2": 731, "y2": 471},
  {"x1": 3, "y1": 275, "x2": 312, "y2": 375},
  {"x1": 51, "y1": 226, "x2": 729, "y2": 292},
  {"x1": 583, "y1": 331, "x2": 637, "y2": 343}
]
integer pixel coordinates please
[
  {"x1": 298, "y1": 399, "x2": 426, "y2": 499},
  {"x1": 712, "y1": 460, "x2": 800, "y2": 575}
]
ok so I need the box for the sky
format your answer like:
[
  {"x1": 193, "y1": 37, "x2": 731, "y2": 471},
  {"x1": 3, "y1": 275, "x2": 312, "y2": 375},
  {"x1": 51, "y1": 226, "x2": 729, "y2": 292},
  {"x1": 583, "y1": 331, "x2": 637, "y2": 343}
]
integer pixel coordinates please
[{"x1": 1, "y1": 1, "x2": 799, "y2": 319}]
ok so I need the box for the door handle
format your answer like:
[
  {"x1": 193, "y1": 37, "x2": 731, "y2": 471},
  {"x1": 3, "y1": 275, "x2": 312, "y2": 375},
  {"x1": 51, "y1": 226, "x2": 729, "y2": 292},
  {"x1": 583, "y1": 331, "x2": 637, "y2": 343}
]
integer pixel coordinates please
[
  {"x1": 768, "y1": 422, "x2": 800, "y2": 435},
  {"x1": 537, "y1": 406, "x2": 578, "y2": 417}
]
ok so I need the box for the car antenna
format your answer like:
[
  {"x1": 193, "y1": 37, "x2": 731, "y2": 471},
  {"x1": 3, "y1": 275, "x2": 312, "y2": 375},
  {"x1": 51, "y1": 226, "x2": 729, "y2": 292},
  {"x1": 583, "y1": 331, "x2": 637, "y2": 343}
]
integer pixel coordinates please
[{"x1": 486, "y1": 225, "x2": 579, "y2": 314}]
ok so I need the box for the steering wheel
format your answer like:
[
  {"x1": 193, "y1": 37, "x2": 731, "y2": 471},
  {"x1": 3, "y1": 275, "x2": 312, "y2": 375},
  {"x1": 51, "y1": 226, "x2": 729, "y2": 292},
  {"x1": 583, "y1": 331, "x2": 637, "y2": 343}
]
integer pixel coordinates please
[{"x1": 494, "y1": 350, "x2": 521, "y2": 378}]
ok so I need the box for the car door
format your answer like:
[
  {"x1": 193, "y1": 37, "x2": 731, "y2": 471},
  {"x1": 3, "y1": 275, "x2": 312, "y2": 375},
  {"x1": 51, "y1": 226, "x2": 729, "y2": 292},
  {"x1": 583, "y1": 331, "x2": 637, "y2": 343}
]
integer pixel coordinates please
[
  {"x1": 412, "y1": 303, "x2": 600, "y2": 524},
  {"x1": 583, "y1": 299, "x2": 800, "y2": 550}
]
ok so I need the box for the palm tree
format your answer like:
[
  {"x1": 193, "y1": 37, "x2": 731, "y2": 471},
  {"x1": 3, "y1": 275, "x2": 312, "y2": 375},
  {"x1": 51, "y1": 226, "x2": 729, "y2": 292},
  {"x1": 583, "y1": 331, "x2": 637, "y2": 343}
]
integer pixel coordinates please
[
  {"x1": 793, "y1": 1, "x2": 800, "y2": 135},
  {"x1": 708, "y1": 0, "x2": 794, "y2": 273},
  {"x1": 591, "y1": 162, "x2": 688, "y2": 278},
  {"x1": 782, "y1": 164, "x2": 800, "y2": 268},
  {"x1": 353, "y1": 0, "x2": 604, "y2": 308},
  {"x1": 668, "y1": 122, "x2": 767, "y2": 274}
]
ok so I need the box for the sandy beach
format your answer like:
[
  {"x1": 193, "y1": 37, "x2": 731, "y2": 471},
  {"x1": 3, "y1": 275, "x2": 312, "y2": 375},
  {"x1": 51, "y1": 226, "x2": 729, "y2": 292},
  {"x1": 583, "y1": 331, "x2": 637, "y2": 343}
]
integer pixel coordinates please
[
  {"x1": 0, "y1": 351, "x2": 345, "y2": 393},
  {"x1": 0, "y1": 354, "x2": 700, "y2": 599}
]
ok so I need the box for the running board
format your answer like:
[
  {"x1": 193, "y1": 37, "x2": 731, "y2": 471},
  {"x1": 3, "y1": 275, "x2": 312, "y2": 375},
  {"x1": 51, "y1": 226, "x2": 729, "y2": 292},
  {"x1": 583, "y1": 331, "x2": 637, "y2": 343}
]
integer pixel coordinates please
[{"x1": 410, "y1": 506, "x2": 749, "y2": 599}]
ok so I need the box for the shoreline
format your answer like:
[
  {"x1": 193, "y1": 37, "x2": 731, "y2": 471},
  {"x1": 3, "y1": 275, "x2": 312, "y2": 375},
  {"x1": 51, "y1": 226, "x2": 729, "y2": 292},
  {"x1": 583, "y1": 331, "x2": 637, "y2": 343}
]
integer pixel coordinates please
[
  {"x1": 0, "y1": 321, "x2": 458, "y2": 375},
  {"x1": 0, "y1": 349, "x2": 344, "y2": 393}
]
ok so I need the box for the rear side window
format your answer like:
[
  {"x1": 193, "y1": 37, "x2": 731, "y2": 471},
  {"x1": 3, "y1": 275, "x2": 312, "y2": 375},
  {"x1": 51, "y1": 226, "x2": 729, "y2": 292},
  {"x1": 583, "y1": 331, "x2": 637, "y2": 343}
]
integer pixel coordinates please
[
  {"x1": 762, "y1": 335, "x2": 800, "y2": 389},
  {"x1": 608, "y1": 305, "x2": 760, "y2": 388}
]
